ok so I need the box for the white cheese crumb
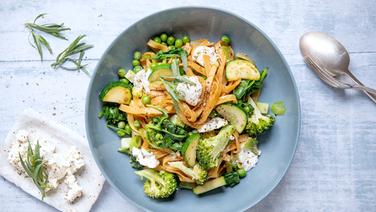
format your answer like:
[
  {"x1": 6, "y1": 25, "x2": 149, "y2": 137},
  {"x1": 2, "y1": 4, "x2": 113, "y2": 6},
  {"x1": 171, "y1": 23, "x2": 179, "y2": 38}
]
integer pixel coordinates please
[
  {"x1": 132, "y1": 69, "x2": 152, "y2": 94},
  {"x1": 176, "y1": 76, "x2": 202, "y2": 106},
  {"x1": 197, "y1": 117, "x2": 229, "y2": 133},
  {"x1": 64, "y1": 173, "x2": 83, "y2": 203},
  {"x1": 192, "y1": 46, "x2": 218, "y2": 66},
  {"x1": 237, "y1": 143, "x2": 261, "y2": 171},
  {"x1": 131, "y1": 147, "x2": 160, "y2": 168}
]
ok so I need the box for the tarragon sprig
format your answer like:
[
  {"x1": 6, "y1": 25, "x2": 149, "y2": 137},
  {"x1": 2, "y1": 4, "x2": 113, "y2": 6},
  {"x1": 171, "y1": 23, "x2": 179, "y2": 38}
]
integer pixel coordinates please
[
  {"x1": 25, "y1": 13, "x2": 70, "y2": 60},
  {"x1": 19, "y1": 140, "x2": 50, "y2": 199},
  {"x1": 51, "y1": 35, "x2": 93, "y2": 75}
]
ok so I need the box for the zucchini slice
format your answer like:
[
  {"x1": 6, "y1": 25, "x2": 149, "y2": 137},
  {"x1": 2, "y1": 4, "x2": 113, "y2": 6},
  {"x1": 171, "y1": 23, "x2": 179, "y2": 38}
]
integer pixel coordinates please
[
  {"x1": 99, "y1": 81, "x2": 132, "y2": 104},
  {"x1": 181, "y1": 133, "x2": 200, "y2": 167},
  {"x1": 149, "y1": 64, "x2": 172, "y2": 82},
  {"x1": 216, "y1": 104, "x2": 247, "y2": 133},
  {"x1": 193, "y1": 177, "x2": 226, "y2": 195},
  {"x1": 225, "y1": 59, "x2": 260, "y2": 81}
]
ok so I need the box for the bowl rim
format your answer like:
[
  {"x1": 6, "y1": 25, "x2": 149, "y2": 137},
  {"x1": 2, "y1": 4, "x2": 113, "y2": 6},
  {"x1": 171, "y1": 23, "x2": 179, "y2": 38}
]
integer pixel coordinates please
[{"x1": 85, "y1": 6, "x2": 301, "y2": 212}]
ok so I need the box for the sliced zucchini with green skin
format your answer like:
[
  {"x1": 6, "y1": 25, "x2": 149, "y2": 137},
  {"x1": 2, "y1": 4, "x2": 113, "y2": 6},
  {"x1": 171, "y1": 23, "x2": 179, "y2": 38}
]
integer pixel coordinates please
[
  {"x1": 149, "y1": 64, "x2": 173, "y2": 82},
  {"x1": 235, "y1": 53, "x2": 256, "y2": 65},
  {"x1": 256, "y1": 102, "x2": 269, "y2": 114},
  {"x1": 193, "y1": 177, "x2": 226, "y2": 195},
  {"x1": 99, "y1": 81, "x2": 132, "y2": 104},
  {"x1": 216, "y1": 104, "x2": 247, "y2": 133},
  {"x1": 181, "y1": 133, "x2": 200, "y2": 167},
  {"x1": 226, "y1": 59, "x2": 260, "y2": 81}
]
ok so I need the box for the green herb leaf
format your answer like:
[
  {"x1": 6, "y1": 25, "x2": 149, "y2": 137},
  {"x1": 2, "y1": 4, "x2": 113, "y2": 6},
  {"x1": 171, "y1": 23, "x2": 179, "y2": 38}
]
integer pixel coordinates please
[
  {"x1": 51, "y1": 35, "x2": 93, "y2": 74},
  {"x1": 25, "y1": 13, "x2": 71, "y2": 60},
  {"x1": 271, "y1": 101, "x2": 286, "y2": 115},
  {"x1": 19, "y1": 140, "x2": 49, "y2": 199}
]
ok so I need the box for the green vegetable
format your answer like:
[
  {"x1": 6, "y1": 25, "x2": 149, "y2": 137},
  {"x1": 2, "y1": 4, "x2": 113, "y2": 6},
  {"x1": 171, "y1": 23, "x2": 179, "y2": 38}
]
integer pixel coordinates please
[
  {"x1": 236, "y1": 53, "x2": 255, "y2": 64},
  {"x1": 175, "y1": 39, "x2": 183, "y2": 48},
  {"x1": 160, "y1": 33, "x2": 168, "y2": 42},
  {"x1": 221, "y1": 35, "x2": 231, "y2": 45},
  {"x1": 129, "y1": 155, "x2": 144, "y2": 170},
  {"x1": 197, "y1": 125, "x2": 235, "y2": 169},
  {"x1": 116, "y1": 130, "x2": 126, "y2": 137},
  {"x1": 133, "y1": 51, "x2": 141, "y2": 60},
  {"x1": 237, "y1": 168, "x2": 247, "y2": 178},
  {"x1": 243, "y1": 137, "x2": 259, "y2": 155},
  {"x1": 167, "y1": 36, "x2": 175, "y2": 45},
  {"x1": 256, "y1": 102, "x2": 269, "y2": 114},
  {"x1": 233, "y1": 68, "x2": 268, "y2": 100},
  {"x1": 271, "y1": 101, "x2": 286, "y2": 115},
  {"x1": 117, "y1": 121, "x2": 126, "y2": 129},
  {"x1": 135, "y1": 169, "x2": 177, "y2": 199},
  {"x1": 181, "y1": 133, "x2": 200, "y2": 167},
  {"x1": 179, "y1": 182, "x2": 195, "y2": 190},
  {"x1": 124, "y1": 124, "x2": 132, "y2": 134},
  {"x1": 215, "y1": 104, "x2": 247, "y2": 133},
  {"x1": 169, "y1": 114, "x2": 185, "y2": 127},
  {"x1": 226, "y1": 59, "x2": 260, "y2": 81},
  {"x1": 120, "y1": 78, "x2": 130, "y2": 85},
  {"x1": 132, "y1": 60, "x2": 140, "y2": 66},
  {"x1": 153, "y1": 37, "x2": 162, "y2": 43},
  {"x1": 99, "y1": 81, "x2": 132, "y2": 104},
  {"x1": 182, "y1": 35, "x2": 190, "y2": 44},
  {"x1": 245, "y1": 98, "x2": 275, "y2": 136},
  {"x1": 107, "y1": 124, "x2": 131, "y2": 137},
  {"x1": 141, "y1": 95, "x2": 151, "y2": 105},
  {"x1": 134, "y1": 120, "x2": 141, "y2": 129},
  {"x1": 222, "y1": 46, "x2": 234, "y2": 62},
  {"x1": 133, "y1": 65, "x2": 142, "y2": 73},
  {"x1": 118, "y1": 68, "x2": 126, "y2": 78},
  {"x1": 118, "y1": 136, "x2": 142, "y2": 154},
  {"x1": 98, "y1": 105, "x2": 127, "y2": 124},
  {"x1": 145, "y1": 107, "x2": 187, "y2": 150},
  {"x1": 149, "y1": 63, "x2": 172, "y2": 82},
  {"x1": 192, "y1": 171, "x2": 240, "y2": 195},
  {"x1": 25, "y1": 13, "x2": 70, "y2": 61},
  {"x1": 154, "y1": 48, "x2": 185, "y2": 60},
  {"x1": 19, "y1": 140, "x2": 49, "y2": 199},
  {"x1": 169, "y1": 162, "x2": 208, "y2": 185}
]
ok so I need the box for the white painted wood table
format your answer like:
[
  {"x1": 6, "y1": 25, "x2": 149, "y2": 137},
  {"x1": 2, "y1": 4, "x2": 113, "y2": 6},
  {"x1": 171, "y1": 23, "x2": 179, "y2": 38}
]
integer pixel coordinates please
[{"x1": 1, "y1": 0, "x2": 375, "y2": 211}]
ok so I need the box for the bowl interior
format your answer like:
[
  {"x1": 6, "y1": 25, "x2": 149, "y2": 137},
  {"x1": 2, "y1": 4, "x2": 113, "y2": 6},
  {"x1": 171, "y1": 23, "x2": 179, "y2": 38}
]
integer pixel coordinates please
[{"x1": 86, "y1": 7, "x2": 300, "y2": 212}]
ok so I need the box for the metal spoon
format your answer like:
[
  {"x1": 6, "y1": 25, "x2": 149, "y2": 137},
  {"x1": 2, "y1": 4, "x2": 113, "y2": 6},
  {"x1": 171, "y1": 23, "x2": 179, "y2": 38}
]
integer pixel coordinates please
[{"x1": 299, "y1": 32, "x2": 376, "y2": 103}]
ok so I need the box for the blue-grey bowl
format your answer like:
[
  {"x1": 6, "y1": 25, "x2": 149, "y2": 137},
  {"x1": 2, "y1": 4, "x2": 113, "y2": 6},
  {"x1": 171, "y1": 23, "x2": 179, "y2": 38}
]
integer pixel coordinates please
[{"x1": 86, "y1": 7, "x2": 300, "y2": 212}]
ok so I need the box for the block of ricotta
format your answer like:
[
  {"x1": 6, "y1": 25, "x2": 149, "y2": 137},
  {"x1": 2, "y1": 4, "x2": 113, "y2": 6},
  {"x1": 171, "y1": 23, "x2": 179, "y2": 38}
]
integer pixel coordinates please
[{"x1": 0, "y1": 109, "x2": 105, "y2": 212}]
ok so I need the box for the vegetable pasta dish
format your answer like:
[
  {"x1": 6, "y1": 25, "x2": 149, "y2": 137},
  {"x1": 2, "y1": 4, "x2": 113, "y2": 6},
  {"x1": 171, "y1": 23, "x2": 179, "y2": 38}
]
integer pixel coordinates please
[{"x1": 98, "y1": 33, "x2": 278, "y2": 198}]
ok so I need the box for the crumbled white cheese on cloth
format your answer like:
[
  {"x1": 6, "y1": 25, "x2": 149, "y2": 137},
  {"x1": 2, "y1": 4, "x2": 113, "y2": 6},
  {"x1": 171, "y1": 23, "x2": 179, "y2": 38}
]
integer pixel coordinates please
[{"x1": 0, "y1": 109, "x2": 105, "y2": 212}]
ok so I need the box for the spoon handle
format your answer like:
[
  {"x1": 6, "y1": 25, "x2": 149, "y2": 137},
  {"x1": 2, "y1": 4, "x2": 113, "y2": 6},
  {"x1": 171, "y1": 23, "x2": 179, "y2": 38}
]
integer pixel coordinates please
[
  {"x1": 351, "y1": 84, "x2": 376, "y2": 96},
  {"x1": 344, "y1": 70, "x2": 376, "y2": 103}
]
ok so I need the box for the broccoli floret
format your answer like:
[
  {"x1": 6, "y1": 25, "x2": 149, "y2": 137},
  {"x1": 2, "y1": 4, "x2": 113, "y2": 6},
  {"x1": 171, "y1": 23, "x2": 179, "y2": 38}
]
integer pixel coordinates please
[
  {"x1": 135, "y1": 169, "x2": 177, "y2": 199},
  {"x1": 168, "y1": 161, "x2": 208, "y2": 185},
  {"x1": 197, "y1": 125, "x2": 235, "y2": 170},
  {"x1": 245, "y1": 98, "x2": 275, "y2": 136},
  {"x1": 192, "y1": 171, "x2": 240, "y2": 195}
]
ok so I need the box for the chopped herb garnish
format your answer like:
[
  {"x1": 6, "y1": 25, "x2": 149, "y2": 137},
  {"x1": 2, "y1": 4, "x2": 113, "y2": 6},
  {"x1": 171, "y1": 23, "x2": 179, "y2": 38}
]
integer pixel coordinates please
[
  {"x1": 25, "y1": 13, "x2": 70, "y2": 60},
  {"x1": 19, "y1": 140, "x2": 50, "y2": 199}
]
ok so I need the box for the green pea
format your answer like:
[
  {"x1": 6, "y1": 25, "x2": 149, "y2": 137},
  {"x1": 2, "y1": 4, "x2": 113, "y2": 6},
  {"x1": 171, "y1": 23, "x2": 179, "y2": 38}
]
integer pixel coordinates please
[
  {"x1": 221, "y1": 35, "x2": 231, "y2": 45},
  {"x1": 120, "y1": 78, "x2": 130, "y2": 84},
  {"x1": 160, "y1": 33, "x2": 168, "y2": 42},
  {"x1": 134, "y1": 120, "x2": 141, "y2": 129},
  {"x1": 150, "y1": 63, "x2": 157, "y2": 70},
  {"x1": 124, "y1": 124, "x2": 132, "y2": 135},
  {"x1": 167, "y1": 36, "x2": 175, "y2": 45},
  {"x1": 118, "y1": 68, "x2": 126, "y2": 78},
  {"x1": 155, "y1": 133, "x2": 163, "y2": 140},
  {"x1": 237, "y1": 168, "x2": 247, "y2": 178},
  {"x1": 133, "y1": 51, "x2": 141, "y2": 60},
  {"x1": 243, "y1": 105, "x2": 251, "y2": 113},
  {"x1": 175, "y1": 39, "x2": 183, "y2": 48},
  {"x1": 132, "y1": 60, "x2": 140, "y2": 66},
  {"x1": 153, "y1": 37, "x2": 162, "y2": 43},
  {"x1": 117, "y1": 121, "x2": 126, "y2": 129},
  {"x1": 133, "y1": 65, "x2": 142, "y2": 73},
  {"x1": 141, "y1": 95, "x2": 151, "y2": 105},
  {"x1": 116, "y1": 130, "x2": 126, "y2": 137},
  {"x1": 182, "y1": 35, "x2": 190, "y2": 44}
]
